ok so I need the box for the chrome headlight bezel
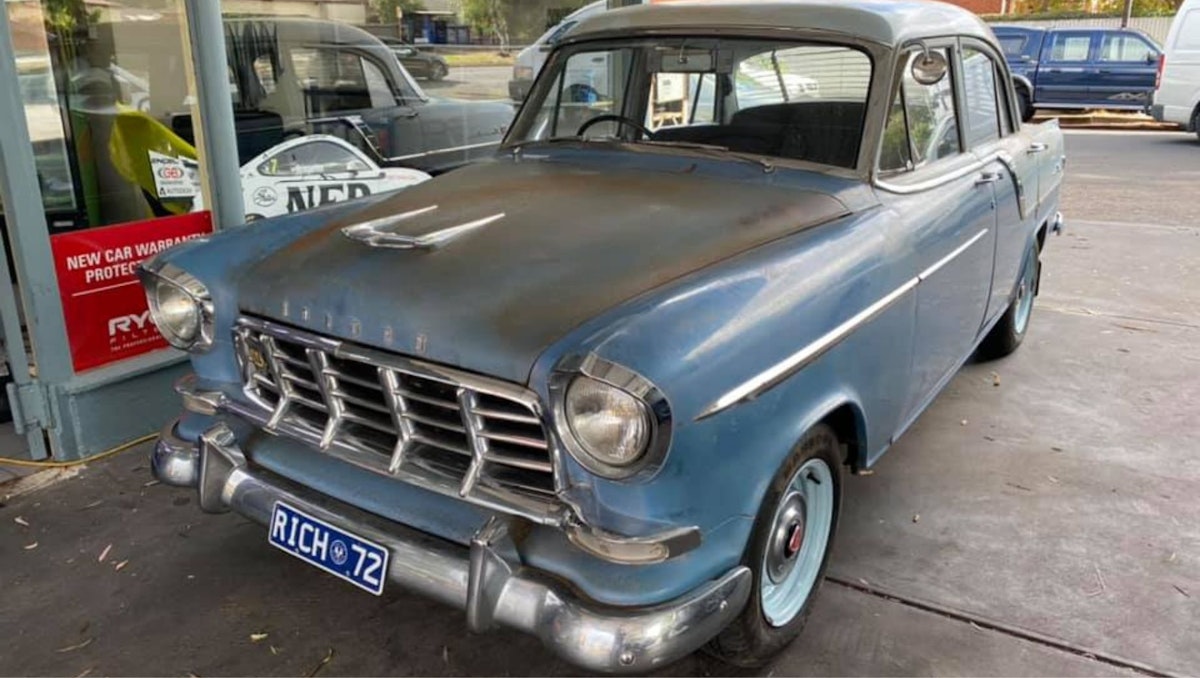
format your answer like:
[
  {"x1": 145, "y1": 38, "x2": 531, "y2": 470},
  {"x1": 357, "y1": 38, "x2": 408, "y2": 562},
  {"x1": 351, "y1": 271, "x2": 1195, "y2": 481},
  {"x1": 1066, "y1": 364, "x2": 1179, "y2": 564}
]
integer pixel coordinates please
[
  {"x1": 137, "y1": 260, "x2": 215, "y2": 353},
  {"x1": 550, "y1": 354, "x2": 672, "y2": 481}
]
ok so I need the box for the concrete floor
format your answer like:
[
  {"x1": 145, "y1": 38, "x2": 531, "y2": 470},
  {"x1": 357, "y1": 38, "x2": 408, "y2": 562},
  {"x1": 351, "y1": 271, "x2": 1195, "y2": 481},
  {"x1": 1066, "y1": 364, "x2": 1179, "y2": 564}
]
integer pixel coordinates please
[{"x1": 2, "y1": 131, "x2": 1198, "y2": 676}]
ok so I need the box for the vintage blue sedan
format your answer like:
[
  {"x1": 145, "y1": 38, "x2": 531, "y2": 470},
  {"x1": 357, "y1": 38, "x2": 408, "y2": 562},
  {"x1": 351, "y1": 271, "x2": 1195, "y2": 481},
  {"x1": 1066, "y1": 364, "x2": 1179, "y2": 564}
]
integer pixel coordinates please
[{"x1": 142, "y1": 0, "x2": 1065, "y2": 672}]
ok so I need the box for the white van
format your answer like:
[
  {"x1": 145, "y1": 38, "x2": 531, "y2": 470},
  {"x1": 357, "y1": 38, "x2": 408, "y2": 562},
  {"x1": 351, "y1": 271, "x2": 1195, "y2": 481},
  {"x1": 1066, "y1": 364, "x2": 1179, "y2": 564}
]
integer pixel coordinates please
[
  {"x1": 1152, "y1": 0, "x2": 1200, "y2": 140},
  {"x1": 508, "y1": 1, "x2": 608, "y2": 101}
]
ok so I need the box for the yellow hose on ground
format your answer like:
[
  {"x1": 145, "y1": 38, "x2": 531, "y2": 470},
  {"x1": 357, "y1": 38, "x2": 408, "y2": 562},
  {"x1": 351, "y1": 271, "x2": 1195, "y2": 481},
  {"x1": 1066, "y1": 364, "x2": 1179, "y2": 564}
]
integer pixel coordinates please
[{"x1": 0, "y1": 433, "x2": 157, "y2": 469}]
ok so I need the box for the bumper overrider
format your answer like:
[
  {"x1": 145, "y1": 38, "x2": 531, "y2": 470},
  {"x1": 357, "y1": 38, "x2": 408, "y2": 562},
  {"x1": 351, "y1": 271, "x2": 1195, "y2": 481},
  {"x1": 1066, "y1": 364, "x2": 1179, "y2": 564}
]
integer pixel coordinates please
[{"x1": 153, "y1": 416, "x2": 751, "y2": 673}]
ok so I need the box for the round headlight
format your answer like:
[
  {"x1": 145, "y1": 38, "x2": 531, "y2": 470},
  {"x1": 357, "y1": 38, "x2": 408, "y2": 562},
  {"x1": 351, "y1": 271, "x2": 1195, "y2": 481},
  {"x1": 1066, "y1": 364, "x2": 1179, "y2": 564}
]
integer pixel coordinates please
[
  {"x1": 564, "y1": 375, "x2": 651, "y2": 469},
  {"x1": 152, "y1": 279, "x2": 202, "y2": 347},
  {"x1": 139, "y1": 262, "x2": 213, "y2": 352}
]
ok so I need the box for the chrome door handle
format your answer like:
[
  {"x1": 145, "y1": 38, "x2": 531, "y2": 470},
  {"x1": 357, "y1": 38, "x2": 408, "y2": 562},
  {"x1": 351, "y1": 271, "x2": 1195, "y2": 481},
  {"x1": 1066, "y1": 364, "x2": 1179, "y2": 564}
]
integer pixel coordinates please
[
  {"x1": 975, "y1": 171, "x2": 1003, "y2": 186},
  {"x1": 1027, "y1": 142, "x2": 1048, "y2": 154}
]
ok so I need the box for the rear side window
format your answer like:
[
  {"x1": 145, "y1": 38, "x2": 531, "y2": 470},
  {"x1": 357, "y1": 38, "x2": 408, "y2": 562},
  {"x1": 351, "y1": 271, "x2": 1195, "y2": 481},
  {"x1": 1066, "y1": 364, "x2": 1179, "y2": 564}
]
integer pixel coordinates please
[
  {"x1": 1175, "y1": 11, "x2": 1200, "y2": 51},
  {"x1": 997, "y1": 36, "x2": 1027, "y2": 58},
  {"x1": 1047, "y1": 33, "x2": 1093, "y2": 62},
  {"x1": 1099, "y1": 34, "x2": 1157, "y2": 62}
]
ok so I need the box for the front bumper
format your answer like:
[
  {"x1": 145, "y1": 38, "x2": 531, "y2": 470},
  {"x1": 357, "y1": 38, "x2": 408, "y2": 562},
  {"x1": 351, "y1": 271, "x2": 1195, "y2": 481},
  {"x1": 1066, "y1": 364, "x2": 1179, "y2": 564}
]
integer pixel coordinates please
[{"x1": 153, "y1": 420, "x2": 751, "y2": 673}]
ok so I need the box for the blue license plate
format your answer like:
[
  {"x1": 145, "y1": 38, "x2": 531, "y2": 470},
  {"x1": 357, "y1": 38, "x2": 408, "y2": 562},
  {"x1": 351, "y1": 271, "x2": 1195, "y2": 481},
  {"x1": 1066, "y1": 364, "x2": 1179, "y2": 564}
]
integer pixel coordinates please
[{"x1": 268, "y1": 501, "x2": 390, "y2": 596}]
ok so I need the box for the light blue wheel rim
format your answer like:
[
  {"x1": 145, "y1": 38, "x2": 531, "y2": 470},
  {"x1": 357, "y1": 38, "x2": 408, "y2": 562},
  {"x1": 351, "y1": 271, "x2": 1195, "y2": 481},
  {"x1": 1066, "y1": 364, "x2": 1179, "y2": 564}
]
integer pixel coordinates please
[
  {"x1": 1014, "y1": 246, "x2": 1038, "y2": 335},
  {"x1": 760, "y1": 457, "x2": 835, "y2": 627}
]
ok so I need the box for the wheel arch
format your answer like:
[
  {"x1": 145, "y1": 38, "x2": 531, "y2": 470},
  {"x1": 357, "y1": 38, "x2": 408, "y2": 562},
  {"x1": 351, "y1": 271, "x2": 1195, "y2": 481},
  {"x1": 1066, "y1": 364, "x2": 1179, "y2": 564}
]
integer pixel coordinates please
[{"x1": 817, "y1": 401, "x2": 868, "y2": 471}]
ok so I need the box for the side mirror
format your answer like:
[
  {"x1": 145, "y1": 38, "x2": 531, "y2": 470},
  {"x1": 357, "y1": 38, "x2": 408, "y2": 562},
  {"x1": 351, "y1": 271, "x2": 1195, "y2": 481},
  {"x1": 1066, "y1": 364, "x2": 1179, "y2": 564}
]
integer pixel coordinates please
[
  {"x1": 911, "y1": 48, "x2": 948, "y2": 86},
  {"x1": 1147, "y1": 53, "x2": 1159, "y2": 65}
]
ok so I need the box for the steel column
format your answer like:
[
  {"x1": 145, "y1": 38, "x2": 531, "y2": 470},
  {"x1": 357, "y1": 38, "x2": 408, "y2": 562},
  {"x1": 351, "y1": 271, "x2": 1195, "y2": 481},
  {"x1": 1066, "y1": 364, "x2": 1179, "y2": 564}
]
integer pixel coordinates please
[{"x1": 179, "y1": 0, "x2": 245, "y2": 231}]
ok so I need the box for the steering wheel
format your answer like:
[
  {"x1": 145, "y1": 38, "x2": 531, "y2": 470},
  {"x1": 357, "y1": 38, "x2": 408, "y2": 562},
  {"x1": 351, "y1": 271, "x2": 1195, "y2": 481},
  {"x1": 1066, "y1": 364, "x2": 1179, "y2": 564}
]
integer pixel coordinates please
[{"x1": 576, "y1": 114, "x2": 656, "y2": 141}]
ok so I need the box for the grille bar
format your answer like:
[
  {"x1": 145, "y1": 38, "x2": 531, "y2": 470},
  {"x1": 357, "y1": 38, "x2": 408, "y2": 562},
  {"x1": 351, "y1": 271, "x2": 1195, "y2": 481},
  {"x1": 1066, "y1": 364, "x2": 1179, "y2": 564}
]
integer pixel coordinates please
[{"x1": 234, "y1": 315, "x2": 563, "y2": 524}]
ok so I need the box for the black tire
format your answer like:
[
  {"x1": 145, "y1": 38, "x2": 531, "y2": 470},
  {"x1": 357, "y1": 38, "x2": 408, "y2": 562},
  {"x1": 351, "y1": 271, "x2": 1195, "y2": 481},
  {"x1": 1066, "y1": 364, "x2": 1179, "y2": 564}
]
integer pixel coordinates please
[
  {"x1": 705, "y1": 424, "x2": 843, "y2": 668},
  {"x1": 977, "y1": 237, "x2": 1041, "y2": 360},
  {"x1": 431, "y1": 62, "x2": 448, "y2": 81},
  {"x1": 1016, "y1": 86, "x2": 1034, "y2": 123},
  {"x1": 1192, "y1": 107, "x2": 1200, "y2": 143}
]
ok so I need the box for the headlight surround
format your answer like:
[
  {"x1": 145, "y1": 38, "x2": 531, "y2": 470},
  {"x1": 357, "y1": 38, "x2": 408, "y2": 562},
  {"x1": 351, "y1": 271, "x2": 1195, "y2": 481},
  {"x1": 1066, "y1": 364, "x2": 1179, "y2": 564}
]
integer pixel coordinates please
[
  {"x1": 552, "y1": 354, "x2": 672, "y2": 480},
  {"x1": 138, "y1": 261, "x2": 214, "y2": 352}
]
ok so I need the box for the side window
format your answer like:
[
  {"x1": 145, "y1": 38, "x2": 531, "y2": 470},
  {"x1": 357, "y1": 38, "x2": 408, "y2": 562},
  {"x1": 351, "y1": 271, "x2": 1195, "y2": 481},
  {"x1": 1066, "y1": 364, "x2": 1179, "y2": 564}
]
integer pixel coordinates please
[
  {"x1": 734, "y1": 46, "x2": 871, "y2": 113},
  {"x1": 645, "y1": 73, "x2": 716, "y2": 131},
  {"x1": 362, "y1": 58, "x2": 397, "y2": 108},
  {"x1": 1047, "y1": 33, "x2": 1093, "y2": 62},
  {"x1": 962, "y1": 47, "x2": 1002, "y2": 147},
  {"x1": 997, "y1": 36, "x2": 1027, "y2": 58},
  {"x1": 258, "y1": 140, "x2": 371, "y2": 176},
  {"x1": 1099, "y1": 34, "x2": 1157, "y2": 62},
  {"x1": 880, "y1": 49, "x2": 961, "y2": 171}
]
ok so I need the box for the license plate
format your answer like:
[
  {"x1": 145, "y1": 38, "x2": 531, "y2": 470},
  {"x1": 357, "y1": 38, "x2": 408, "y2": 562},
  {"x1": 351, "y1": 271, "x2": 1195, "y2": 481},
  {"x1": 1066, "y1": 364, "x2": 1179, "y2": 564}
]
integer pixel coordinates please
[{"x1": 268, "y1": 502, "x2": 390, "y2": 596}]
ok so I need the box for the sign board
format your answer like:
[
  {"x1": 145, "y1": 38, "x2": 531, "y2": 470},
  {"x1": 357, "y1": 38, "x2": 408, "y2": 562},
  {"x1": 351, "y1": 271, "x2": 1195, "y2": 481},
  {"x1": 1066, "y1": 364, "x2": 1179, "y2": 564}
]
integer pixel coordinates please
[{"x1": 50, "y1": 212, "x2": 213, "y2": 373}]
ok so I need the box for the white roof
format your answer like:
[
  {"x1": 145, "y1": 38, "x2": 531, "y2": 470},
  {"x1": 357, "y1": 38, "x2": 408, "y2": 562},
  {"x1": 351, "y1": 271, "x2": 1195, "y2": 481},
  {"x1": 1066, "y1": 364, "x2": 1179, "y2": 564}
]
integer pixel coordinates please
[{"x1": 567, "y1": 0, "x2": 994, "y2": 48}]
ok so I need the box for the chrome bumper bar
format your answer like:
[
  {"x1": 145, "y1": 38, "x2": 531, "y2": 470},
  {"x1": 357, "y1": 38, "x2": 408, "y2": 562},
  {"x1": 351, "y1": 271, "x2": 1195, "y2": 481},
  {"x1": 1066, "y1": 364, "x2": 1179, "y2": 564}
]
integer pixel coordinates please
[{"x1": 153, "y1": 421, "x2": 751, "y2": 673}]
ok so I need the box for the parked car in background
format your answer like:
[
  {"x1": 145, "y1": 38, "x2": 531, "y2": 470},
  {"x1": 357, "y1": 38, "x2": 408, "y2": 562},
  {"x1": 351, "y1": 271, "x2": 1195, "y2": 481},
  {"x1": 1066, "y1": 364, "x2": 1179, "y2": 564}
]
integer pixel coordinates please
[
  {"x1": 509, "y1": 0, "x2": 605, "y2": 101},
  {"x1": 92, "y1": 18, "x2": 514, "y2": 174},
  {"x1": 993, "y1": 25, "x2": 1161, "y2": 117},
  {"x1": 144, "y1": 0, "x2": 1064, "y2": 672},
  {"x1": 1151, "y1": 0, "x2": 1200, "y2": 139},
  {"x1": 379, "y1": 38, "x2": 450, "y2": 81}
]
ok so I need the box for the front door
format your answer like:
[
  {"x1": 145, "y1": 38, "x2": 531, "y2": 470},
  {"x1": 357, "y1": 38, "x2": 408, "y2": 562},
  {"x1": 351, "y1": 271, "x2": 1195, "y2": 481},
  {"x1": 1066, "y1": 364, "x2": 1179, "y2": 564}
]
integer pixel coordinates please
[
  {"x1": 1090, "y1": 31, "x2": 1160, "y2": 108},
  {"x1": 876, "y1": 46, "x2": 997, "y2": 427},
  {"x1": 1035, "y1": 30, "x2": 1097, "y2": 106}
]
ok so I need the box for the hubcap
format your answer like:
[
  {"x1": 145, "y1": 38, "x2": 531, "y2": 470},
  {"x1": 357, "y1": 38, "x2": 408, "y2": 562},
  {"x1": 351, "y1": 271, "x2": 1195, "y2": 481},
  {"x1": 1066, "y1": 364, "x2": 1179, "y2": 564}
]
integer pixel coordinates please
[
  {"x1": 1014, "y1": 247, "x2": 1038, "y2": 335},
  {"x1": 760, "y1": 458, "x2": 835, "y2": 627}
]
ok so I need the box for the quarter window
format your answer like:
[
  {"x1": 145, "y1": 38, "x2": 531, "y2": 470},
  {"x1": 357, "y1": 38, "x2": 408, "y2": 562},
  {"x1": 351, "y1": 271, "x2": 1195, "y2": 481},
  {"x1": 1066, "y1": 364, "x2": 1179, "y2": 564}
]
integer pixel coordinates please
[{"x1": 1099, "y1": 34, "x2": 1157, "y2": 62}]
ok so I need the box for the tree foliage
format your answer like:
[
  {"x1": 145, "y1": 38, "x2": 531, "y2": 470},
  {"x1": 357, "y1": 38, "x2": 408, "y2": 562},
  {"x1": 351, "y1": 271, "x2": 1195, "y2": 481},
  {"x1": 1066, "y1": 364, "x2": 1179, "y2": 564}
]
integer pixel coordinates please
[
  {"x1": 369, "y1": 0, "x2": 426, "y2": 23},
  {"x1": 457, "y1": 0, "x2": 512, "y2": 49},
  {"x1": 1008, "y1": 0, "x2": 1185, "y2": 17}
]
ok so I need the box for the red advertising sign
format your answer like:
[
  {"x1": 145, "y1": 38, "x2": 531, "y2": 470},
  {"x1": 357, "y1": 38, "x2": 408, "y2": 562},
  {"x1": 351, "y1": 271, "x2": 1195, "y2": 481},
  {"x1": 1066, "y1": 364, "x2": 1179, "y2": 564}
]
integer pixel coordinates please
[{"x1": 50, "y1": 212, "x2": 213, "y2": 373}]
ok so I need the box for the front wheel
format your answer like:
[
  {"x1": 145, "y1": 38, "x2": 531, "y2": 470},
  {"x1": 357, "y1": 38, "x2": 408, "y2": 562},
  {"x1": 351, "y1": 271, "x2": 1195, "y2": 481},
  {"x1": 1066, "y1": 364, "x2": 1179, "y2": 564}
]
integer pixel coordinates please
[
  {"x1": 976, "y1": 237, "x2": 1040, "y2": 360},
  {"x1": 705, "y1": 424, "x2": 843, "y2": 667}
]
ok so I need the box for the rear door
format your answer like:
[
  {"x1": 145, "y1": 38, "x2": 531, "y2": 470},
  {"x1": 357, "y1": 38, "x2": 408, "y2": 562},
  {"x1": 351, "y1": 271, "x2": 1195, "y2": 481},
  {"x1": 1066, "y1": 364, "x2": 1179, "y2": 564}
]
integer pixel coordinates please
[
  {"x1": 1035, "y1": 30, "x2": 1097, "y2": 106},
  {"x1": 1091, "y1": 31, "x2": 1160, "y2": 108}
]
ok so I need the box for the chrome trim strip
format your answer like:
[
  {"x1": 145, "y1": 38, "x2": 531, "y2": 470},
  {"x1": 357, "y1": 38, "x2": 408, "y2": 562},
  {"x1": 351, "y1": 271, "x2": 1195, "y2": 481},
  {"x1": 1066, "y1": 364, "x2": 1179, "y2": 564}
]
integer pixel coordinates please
[
  {"x1": 191, "y1": 424, "x2": 748, "y2": 673},
  {"x1": 697, "y1": 228, "x2": 990, "y2": 421},
  {"x1": 387, "y1": 140, "x2": 502, "y2": 162}
]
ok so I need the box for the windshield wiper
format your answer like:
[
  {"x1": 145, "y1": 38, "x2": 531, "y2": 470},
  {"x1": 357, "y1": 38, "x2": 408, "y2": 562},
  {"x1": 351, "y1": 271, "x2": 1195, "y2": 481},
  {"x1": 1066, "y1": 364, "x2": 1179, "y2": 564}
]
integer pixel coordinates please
[{"x1": 636, "y1": 139, "x2": 776, "y2": 173}]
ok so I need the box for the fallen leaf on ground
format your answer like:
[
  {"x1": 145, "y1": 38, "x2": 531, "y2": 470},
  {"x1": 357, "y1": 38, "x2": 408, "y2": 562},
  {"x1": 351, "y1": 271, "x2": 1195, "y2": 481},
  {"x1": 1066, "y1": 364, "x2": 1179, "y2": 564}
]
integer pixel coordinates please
[
  {"x1": 270, "y1": 645, "x2": 279, "y2": 656},
  {"x1": 82, "y1": 499, "x2": 103, "y2": 509},
  {"x1": 114, "y1": 560, "x2": 129, "y2": 571},
  {"x1": 307, "y1": 648, "x2": 334, "y2": 677},
  {"x1": 143, "y1": 480, "x2": 160, "y2": 488},
  {"x1": 1167, "y1": 552, "x2": 1178, "y2": 563},
  {"x1": 97, "y1": 544, "x2": 112, "y2": 562},
  {"x1": 74, "y1": 667, "x2": 93, "y2": 678},
  {"x1": 1047, "y1": 475, "x2": 1060, "y2": 484},
  {"x1": 960, "y1": 419, "x2": 968, "y2": 426},
  {"x1": 14, "y1": 516, "x2": 29, "y2": 526},
  {"x1": 1173, "y1": 584, "x2": 1190, "y2": 598},
  {"x1": 1005, "y1": 482, "x2": 1032, "y2": 492},
  {"x1": 912, "y1": 514, "x2": 920, "y2": 523},
  {"x1": 1051, "y1": 446, "x2": 1064, "y2": 452},
  {"x1": 24, "y1": 542, "x2": 38, "y2": 550},
  {"x1": 250, "y1": 633, "x2": 269, "y2": 643},
  {"x1": 991, "y1": 372, "x2": 1001, "y2": 387},
  {"x1": 56, "y1": 638, "x2": 93, "y2": 653}
]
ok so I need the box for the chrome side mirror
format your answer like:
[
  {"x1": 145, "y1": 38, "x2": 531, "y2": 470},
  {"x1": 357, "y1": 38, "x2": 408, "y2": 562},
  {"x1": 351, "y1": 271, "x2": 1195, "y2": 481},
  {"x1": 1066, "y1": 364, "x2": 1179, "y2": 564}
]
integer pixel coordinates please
[{"x1": 911, "y1": 44, "x2": 948, "y2": 86}]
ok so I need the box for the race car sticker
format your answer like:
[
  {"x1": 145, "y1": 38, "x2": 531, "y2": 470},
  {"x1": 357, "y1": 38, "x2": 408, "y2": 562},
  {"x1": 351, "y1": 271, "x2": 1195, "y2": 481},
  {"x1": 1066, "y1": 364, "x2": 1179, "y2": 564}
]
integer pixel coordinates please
[{"x1": 149, "y1": 150, "x2": 199, "y2": 199}]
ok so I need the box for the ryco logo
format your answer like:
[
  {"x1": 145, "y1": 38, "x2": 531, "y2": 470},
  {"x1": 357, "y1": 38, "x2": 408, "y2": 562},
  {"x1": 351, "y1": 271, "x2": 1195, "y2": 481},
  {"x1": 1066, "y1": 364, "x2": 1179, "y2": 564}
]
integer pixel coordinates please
[{"x1": 108, "y1": 311, "x2": 152, "y2": 337}]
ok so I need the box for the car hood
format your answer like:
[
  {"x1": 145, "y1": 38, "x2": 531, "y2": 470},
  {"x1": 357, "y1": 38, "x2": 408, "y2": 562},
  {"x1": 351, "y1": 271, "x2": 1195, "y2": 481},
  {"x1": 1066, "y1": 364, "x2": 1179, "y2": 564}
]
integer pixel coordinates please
[{"x1": 237, "y1": 160, "x2": 851, "y2": 383}]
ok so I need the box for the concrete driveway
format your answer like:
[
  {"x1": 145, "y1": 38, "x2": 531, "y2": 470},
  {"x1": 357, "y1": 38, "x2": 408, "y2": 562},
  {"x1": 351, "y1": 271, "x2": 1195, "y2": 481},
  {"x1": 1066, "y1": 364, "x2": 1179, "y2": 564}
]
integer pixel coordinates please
[{"x1": 2, "y1": 131, "x2": 1198, "y2": 677}]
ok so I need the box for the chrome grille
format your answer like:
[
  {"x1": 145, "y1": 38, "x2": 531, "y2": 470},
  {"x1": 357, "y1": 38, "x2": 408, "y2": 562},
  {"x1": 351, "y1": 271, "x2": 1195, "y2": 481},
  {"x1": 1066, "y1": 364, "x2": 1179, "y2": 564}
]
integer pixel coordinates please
[{"x1": 233, "y1": 315, "x2": 562, "y2": 524}]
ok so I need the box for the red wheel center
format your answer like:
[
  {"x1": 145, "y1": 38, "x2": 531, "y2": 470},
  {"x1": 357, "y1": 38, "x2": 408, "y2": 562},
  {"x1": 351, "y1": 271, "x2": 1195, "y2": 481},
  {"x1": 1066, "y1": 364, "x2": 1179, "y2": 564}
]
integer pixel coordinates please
[{"x1": 785, "y1": 522, "x2": 805, "y2": 557}]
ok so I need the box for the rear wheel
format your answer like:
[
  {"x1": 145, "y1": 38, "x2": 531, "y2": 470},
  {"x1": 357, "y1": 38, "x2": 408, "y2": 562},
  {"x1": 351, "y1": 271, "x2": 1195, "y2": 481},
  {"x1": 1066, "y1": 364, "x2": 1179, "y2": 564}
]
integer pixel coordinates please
[
  {"x1": 977, "y1": 236, "x2": 1040, "y2": 360},
  {"x1": 1192, "y1": 106, "x2": 1200, "y2": 143},
  {"x1": 706, "y1": 424, "x2": 842, "y2": 667},
  {"x1": 431, "y1": 62, "x2": 448, "y2": 81}
]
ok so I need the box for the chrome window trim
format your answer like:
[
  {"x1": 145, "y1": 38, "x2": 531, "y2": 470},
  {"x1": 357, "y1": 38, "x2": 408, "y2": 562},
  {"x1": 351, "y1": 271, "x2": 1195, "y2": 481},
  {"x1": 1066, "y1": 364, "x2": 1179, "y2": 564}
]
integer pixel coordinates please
[
  {"x1": 697, "y1": 228, "x2": 989, "y2": 421},
  {"x1": 550, "y1": 353, "x2": 674, "y2": 482},
  {"x1": 231, "y1": 315, "x2": 570, "y2": 526}
]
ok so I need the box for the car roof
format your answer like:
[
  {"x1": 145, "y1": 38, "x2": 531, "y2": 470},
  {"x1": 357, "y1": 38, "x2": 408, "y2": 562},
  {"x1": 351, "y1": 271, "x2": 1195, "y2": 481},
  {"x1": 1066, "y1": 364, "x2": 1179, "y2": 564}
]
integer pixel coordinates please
[{"x1": 567, "y1": 0, "x2": 994, "y2": 48}]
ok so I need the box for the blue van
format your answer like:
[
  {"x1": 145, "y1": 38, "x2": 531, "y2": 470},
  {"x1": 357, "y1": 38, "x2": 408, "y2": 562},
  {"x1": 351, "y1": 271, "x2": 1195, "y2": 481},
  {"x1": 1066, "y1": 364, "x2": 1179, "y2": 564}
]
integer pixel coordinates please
[{"x1": 993, "y1": 25, "x2": 1162, "y2": 117}]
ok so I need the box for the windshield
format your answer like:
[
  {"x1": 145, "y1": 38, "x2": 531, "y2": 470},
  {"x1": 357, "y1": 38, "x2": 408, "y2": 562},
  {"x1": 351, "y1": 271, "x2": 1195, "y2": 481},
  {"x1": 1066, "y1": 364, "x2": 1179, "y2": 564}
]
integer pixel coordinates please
[{"x1": 507, "y1": 37, "x2": 873, "y2": 169}]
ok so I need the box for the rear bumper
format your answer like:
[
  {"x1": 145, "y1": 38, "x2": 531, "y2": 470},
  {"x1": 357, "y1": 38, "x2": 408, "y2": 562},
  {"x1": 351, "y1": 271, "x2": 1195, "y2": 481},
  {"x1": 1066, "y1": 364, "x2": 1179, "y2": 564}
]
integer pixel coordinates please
[{"x1": 153, "y1": 420, "x2": 751, "y2": 673}]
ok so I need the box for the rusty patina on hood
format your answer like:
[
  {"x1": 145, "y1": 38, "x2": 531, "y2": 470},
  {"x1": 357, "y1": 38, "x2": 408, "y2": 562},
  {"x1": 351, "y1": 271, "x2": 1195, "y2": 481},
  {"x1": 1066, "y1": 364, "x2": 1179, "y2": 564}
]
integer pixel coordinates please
[{"x1": 237, "y1": 160, "x2": 851, "y2": 383}]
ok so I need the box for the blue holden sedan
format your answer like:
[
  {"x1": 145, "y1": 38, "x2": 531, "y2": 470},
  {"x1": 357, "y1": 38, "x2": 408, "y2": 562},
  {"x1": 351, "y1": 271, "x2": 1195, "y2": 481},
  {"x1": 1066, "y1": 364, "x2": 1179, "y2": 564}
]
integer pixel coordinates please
[{"x1": 141, "y1": 0, "x2": 1065, "y2": 672}]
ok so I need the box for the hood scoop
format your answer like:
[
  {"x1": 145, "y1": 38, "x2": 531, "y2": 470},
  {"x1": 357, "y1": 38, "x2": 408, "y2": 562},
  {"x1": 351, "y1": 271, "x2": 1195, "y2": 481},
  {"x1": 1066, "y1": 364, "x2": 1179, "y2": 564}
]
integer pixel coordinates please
[{"x1": 341, "y1": 204, "x2": 505, "y2": 251}]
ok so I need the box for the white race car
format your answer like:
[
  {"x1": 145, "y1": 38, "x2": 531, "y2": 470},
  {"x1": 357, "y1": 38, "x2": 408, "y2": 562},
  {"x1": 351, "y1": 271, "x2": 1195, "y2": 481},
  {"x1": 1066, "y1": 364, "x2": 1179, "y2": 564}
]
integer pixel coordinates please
[{"x1": 165, "y1": 135, "x2": 431, "y2": 220}]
